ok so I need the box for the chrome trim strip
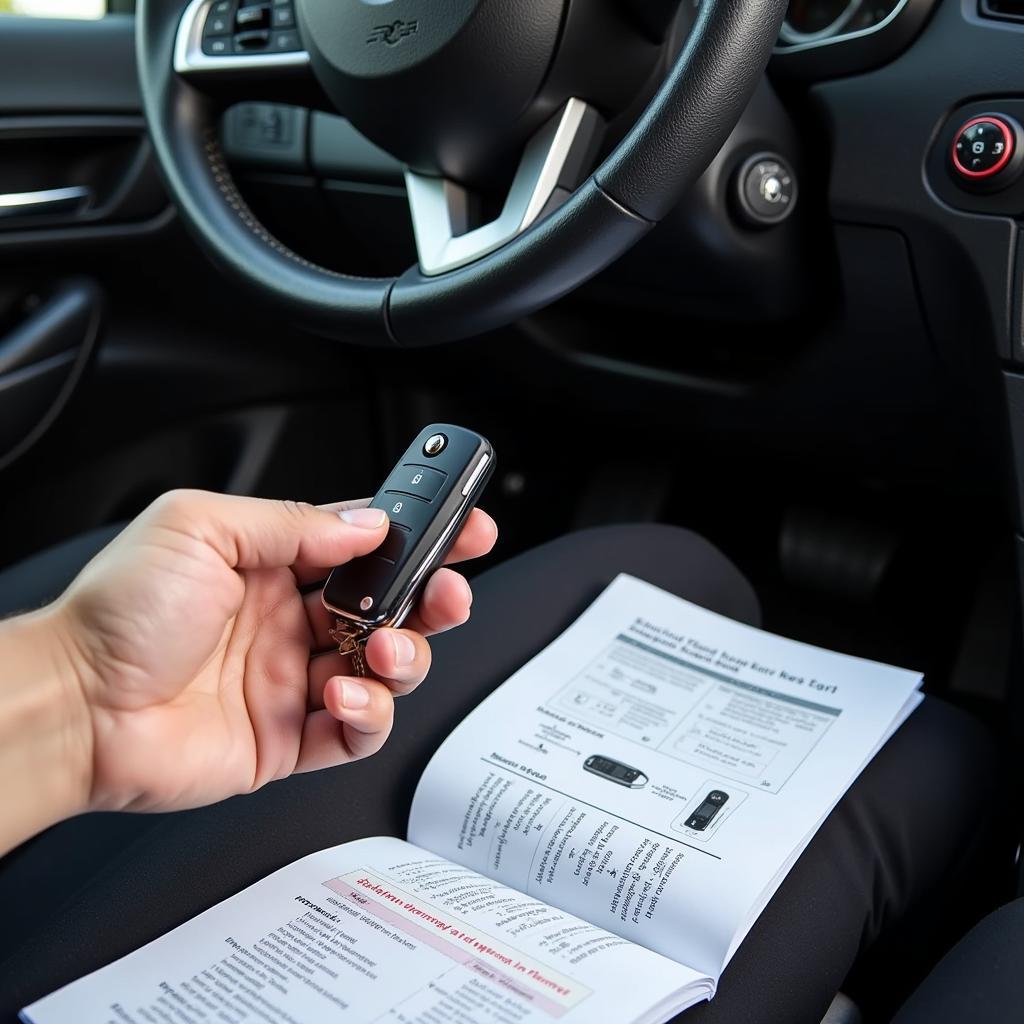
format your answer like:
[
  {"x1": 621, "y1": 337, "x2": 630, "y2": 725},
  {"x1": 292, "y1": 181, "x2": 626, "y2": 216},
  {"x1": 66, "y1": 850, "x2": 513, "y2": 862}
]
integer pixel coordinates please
[
  {"x1": 0, "y1": 185, "x2": 89, "y2": 214},
  {"x1": 461, "y1": 453, "x2": 490, "y2": 496},
  {"x1": 174, "y1": 0, "x2": 310, "y2": 74},
  {"x1": 773, "y1": 0, "x2": 912, "y2": 54},
  {"x1": 405, "y1": 97, "x2": 600, "y2": 276}
]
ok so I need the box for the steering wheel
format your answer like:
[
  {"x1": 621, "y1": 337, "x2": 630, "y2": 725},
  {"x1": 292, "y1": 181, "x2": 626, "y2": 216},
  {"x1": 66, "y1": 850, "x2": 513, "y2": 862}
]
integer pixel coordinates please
[{"x1": 137, "y1": 0, "x2": 787, "y2": 345}]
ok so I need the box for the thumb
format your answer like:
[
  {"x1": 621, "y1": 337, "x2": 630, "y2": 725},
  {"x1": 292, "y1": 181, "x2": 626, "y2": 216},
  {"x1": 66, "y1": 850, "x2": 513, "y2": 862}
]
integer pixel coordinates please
[{"x1": 147, "y1": 490, "x2": 389, "y2": 571}]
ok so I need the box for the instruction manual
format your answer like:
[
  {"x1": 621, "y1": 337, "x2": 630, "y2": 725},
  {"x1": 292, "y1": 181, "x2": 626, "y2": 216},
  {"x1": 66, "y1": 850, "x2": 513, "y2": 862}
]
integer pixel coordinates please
[{"x1": 23, "y1": 574, "x2": 924, "y2": 1024}]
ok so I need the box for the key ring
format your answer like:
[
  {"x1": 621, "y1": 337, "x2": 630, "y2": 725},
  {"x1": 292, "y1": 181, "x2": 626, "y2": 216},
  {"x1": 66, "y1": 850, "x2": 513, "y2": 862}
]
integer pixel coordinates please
[{"x1": 328, "y1": 620, "x2": 369, "y2": 677}]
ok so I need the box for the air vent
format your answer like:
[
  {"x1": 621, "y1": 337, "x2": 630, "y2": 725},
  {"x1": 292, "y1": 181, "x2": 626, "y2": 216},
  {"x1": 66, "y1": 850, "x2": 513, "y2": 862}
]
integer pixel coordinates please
[{"x1": 980, "y1": 0, "x2": 1024, "y2": 23}]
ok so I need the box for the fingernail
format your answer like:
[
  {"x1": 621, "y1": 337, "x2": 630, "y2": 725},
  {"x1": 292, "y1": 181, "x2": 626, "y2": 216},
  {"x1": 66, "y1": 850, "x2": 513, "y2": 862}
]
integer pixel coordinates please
[
  {"x1": 339, "y1": 508, "x2": 386, "y2": 529},
  {"x1": 340, "y1": 679, "x2": 370, "y2": 709},
  {"x1": 391, "y1": 632, "x2": 416, "y2": 667}
]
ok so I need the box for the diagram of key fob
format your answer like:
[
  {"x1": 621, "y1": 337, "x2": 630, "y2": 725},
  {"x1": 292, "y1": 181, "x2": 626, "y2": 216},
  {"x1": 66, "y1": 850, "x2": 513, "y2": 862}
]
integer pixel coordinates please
[
  {"x1": 684, "y1": 790, "x2": 729, "y2": 831},
  {"x1": 583, "y1": 755, "x2": 648, "y2": 789}
]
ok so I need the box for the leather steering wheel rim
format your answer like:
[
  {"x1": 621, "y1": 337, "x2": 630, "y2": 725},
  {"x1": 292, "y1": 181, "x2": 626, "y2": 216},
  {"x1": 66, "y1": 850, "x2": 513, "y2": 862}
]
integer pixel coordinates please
[{"x1": 137, "y1": 0, "x2": 788, "y2": 346}]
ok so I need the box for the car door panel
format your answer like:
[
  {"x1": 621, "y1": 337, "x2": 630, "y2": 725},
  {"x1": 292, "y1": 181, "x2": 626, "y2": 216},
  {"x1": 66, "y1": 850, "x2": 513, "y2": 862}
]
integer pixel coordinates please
[
  {"x1": 0, "y1": 15, "x2": 138, "y2": 114},
  {"x1": 0, "y1": 276, "x2": 101, "y2": 471},
  {"x1": 0, "y1": 10, "x2": 388, "y2": 567}
]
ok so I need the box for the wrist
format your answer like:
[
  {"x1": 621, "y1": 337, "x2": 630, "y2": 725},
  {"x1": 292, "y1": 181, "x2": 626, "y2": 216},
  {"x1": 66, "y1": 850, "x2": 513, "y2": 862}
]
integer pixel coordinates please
[{"x1": 0, "y1": 604, "x2": 93, "y2": 854}]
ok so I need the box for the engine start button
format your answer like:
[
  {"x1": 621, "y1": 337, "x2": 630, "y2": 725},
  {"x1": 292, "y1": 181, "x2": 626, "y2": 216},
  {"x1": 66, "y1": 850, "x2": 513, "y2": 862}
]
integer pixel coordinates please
[{"x1": 734, "y1": 152, "x2": 797, "y2": 228}]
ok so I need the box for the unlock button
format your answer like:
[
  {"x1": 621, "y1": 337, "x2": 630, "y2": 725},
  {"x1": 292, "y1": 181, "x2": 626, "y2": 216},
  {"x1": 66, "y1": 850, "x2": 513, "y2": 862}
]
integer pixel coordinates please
[{"x1": 387, "y1": 463, "x2": 447, "y2": 501}]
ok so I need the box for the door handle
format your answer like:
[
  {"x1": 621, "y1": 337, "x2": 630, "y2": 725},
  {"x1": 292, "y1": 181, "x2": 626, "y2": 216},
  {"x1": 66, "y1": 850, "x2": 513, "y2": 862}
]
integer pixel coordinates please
[
  {"x1": 0, "y1": 278, "x2": 101, "y2": 471},
  {"x1": 0, "y1": 185, "x2": 90, "y2": 218}
]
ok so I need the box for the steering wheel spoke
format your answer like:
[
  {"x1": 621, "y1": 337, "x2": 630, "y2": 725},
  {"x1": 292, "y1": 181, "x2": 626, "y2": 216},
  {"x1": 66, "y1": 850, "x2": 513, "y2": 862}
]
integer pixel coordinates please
[
  {"x1": 174, "y1": 0, "x2": 313, "y2": 87},
  {"x1": 405, "y1": 99, "x2": 603, "y2": 277}
]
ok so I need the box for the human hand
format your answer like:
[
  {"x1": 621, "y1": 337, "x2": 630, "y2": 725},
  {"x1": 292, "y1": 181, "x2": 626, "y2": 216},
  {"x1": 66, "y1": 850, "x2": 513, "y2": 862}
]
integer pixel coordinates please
[{"x1": 41, "y1": 491, "x2": 496, "y2": 818}]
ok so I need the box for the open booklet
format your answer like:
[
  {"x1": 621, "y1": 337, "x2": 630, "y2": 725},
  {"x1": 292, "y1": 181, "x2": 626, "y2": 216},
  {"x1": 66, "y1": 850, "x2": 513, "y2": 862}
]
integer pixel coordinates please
[{"x1": 23, "y1": 574, "x2": 924, "y2": 1024}]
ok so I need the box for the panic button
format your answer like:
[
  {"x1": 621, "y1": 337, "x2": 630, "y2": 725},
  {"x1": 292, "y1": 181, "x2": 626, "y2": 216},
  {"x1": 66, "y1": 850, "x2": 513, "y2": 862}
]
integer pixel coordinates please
[
  {"x1": 951, "y1": 115, "x2": 1019, "y2": 185},
  {"x1": 388, "y1": 464, "x2": 446, "y2": 501}
]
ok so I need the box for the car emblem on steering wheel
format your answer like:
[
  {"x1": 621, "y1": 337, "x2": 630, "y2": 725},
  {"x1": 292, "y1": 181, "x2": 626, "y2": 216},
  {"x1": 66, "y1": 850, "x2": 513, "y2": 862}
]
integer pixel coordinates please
[{"x1": 367, "y1": 20, "x2": 419, "y2": 47}]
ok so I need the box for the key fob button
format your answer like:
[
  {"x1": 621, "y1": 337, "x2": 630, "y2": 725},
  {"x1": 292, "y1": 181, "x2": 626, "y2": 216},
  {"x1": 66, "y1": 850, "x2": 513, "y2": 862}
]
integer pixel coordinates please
[
  {"x1": 423, "y1": 433, "x2": 447, "y2": 456},
  {"x1": 386, "y1": 464, "x2": 446, "y2": 501},
  {"x1": 382, "y1": 492, "x2": 434, "y2": 531},
  {"x1": 376, "y1": 524, "x2": 411, "y2": 563},
  {"x1": 324, "y1": 555, "x2": 395, "y2": 615}
]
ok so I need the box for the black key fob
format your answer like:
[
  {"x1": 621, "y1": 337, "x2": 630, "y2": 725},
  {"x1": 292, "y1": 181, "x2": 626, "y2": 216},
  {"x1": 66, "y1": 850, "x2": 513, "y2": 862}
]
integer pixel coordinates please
[{"x1": 322, "y1": 424, "x2": 495, "y2": 631}]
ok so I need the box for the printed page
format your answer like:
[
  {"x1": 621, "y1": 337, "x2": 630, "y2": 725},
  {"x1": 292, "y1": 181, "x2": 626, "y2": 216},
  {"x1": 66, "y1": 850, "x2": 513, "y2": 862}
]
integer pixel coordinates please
[
  {"x1": 408, "y1": 574, "x2": 923, "y2": 980},
  {"x1": 720, "y1": 682, "x2": 922, "y2": 964},
  {"x1": 22, "y1": 836, "x2": 706, "y2": 1024}
]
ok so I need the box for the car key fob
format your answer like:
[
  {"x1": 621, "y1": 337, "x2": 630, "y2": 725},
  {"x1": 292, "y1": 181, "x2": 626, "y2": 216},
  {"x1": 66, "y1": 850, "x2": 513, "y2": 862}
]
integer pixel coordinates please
[{"x1": 322, "y1": 424, "x2": 495, "y2": 632}]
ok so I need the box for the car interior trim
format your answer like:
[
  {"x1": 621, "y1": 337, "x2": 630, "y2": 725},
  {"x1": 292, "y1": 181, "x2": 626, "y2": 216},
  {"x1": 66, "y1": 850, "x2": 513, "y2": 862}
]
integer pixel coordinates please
[
  {"x1": 0, "y1": 186, "x2": 91, "y2": 217},
  {"x1": 404, "y1": 98, "x2": 601, "y2": 277},
  {"x1": 774, "y1": 0, "x2": 912, "y2": 53},
  {"x1": 173, "y1": 0, "x2": 310, "y2": 75}
]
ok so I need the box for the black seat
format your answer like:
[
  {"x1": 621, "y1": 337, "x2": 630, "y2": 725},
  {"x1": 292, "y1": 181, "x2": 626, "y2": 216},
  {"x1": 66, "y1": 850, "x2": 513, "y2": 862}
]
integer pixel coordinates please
[
  {"x1": 0, "y1": 522, "x2": 1006, "y2": 1023},
  {"x1": 892, "y1": 898, "x2": 1024, "y2": 1023}
]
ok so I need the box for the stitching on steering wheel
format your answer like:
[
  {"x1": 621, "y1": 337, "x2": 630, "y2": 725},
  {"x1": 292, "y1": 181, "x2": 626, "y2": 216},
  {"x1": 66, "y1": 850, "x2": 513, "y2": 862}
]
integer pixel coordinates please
[{"x1": 202, "y1": 129, "x2": 382, "y2": 285}]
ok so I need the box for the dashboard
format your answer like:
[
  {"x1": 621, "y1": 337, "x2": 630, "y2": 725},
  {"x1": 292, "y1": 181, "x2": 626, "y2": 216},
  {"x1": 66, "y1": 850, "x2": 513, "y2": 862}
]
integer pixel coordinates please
[
  {"x1": 3, "y1": 0, "x2": 1024, "y2": 554},
  {"x1": 770, "y1": 0, "x2": 936, "y2": 75},
  {"x1": 779, "y1": 0, "x2": 905, "y2": 46}
]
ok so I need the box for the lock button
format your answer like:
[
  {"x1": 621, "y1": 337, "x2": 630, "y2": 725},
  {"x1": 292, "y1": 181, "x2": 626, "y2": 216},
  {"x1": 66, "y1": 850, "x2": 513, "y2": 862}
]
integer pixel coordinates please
[
  {"x1": 381, "y1": 492, "x2": 436, "y2": 532},
  {"x1": 386, "y1": 464, "x2": 447, "y2": 501}
]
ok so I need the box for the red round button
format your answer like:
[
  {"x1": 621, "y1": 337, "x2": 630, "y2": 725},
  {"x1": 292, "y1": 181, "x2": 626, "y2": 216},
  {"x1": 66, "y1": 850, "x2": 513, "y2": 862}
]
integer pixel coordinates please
[{"x1": 952, "y1": 116, "x2": 1015, "y2": 179}]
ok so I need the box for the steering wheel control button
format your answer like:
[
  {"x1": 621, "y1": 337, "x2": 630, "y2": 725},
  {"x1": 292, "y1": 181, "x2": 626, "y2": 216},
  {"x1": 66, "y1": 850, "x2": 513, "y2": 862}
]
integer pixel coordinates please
[
  {"x1": 236, "y1": 3, "x2": 270, "y2": 29},
  {"x1": 269, "y1": 29, "x2": 301, "y2": 51},
  {"x1": 270, "y1": 4, "x2": 295, "y2": 28},
  {"x1": 951, "y1": 115, "x2": 1020, "y2": 188},
  {"x1": 235, "y1": 29, "x2": 271, "y2": 50},
  {"x1": 204, "y1": 11, "x2": 232, "y2": 36},
  {"x1": 423, "y1": 433, "x2": 448, "y2": 457},
  {"x1": 199, "y1": 0, "x2": 302, "y2": 56},
  {"x1": 202, "y1": 0, "x2": 236, "y2": 52},
  {"x1": 735, "y1": 153, "x2": 798, "y2": 228},
  {"x1": 389, "y1": 465, "x2": 447, "y2": 502}
]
